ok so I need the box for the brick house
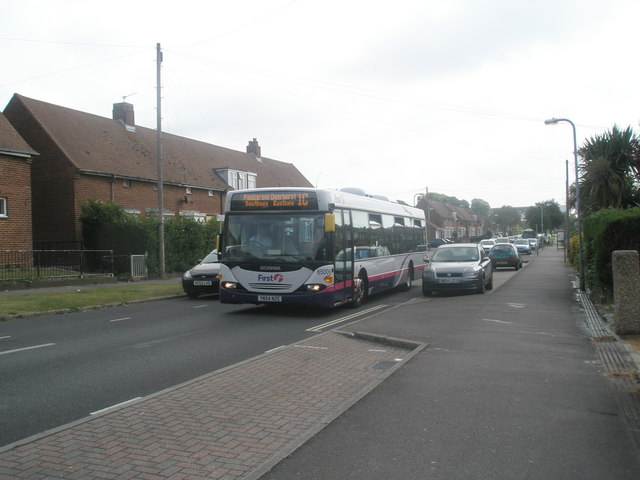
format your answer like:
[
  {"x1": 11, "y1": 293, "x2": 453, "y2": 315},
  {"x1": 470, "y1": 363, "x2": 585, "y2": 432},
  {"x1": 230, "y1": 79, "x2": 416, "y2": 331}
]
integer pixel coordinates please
[
  {"x1": 421, "y1": 198, "x2": 486, "y2": 243},
  {"x1": 0, "y1": 112, "x2": 37, "y2": 250},
  {"x1": 3, "y1": 94, "x2": 312, "y2": 247}
]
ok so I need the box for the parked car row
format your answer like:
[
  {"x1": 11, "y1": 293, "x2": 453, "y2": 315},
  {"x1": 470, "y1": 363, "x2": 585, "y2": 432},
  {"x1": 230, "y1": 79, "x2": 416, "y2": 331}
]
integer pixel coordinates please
[
  {"x1": 422, "y1": 237, "x2": 532, "y2": 297},
  {"x1": 183, "y1": 238, "x2": 530, "y2": 300}
]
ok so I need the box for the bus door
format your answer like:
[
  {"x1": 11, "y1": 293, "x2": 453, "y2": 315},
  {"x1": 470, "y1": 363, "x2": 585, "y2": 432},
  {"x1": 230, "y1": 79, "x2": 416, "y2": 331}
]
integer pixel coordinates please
[{"x1": 332, "y1": 208, "x2": 353, "y2": 303}]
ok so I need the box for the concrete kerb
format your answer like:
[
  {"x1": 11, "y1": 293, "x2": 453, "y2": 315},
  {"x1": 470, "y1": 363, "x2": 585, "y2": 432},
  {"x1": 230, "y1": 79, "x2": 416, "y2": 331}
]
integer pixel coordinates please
[
  {"x1": 243, "y1": 332, "x2": 427, "y2": 480},
  {"x1": 0, "y1": 293, "x2": 185, "y2": 322}
]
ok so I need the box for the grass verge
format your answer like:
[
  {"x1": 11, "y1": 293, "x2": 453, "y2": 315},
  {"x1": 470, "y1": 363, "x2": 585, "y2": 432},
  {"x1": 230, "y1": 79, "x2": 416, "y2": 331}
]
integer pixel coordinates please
[{"x1": 1, "y1": 283, "x2": 184, "y2": 320}]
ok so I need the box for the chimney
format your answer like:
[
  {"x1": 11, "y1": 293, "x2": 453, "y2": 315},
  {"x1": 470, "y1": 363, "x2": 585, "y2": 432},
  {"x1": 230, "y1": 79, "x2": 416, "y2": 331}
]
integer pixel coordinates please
[
  {"x1": 113, "y1": 102, "x2": 135, "y2": 127},
  {"x1": 246, "y1": 138, "x2": 261, "y2": 158}
]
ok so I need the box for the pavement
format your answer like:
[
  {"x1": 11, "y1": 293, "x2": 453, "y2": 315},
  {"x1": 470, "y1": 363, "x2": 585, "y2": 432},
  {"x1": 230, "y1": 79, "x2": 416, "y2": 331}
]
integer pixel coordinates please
[{"x1": 1, "y1": 247, "x2": 639, "y2": 479}]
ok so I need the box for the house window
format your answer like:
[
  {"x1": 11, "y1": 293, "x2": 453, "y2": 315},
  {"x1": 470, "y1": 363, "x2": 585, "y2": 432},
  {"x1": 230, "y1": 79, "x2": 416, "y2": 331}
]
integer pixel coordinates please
[
  {"x1": 221, "y1": 169, "x2": 256, "y2": 190},
  {"x1": 185, "y1": 187, "x2": 192, "y2": 195},
  {"x1": 208, "y1": 190, "x2": 214, "y2": 197},
  {"x1": 122, "y1": 180, "x2": 131, "y2": 188},
  {"x1": 0, "y1": 197, "x2": 7, "y2": 217}
]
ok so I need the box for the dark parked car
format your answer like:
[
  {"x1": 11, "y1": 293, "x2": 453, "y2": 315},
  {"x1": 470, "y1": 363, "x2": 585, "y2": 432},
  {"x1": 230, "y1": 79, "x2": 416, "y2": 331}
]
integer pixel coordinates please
[
  {"x1": 489, "y1": 243, "x2": 522, "y2": 270},
  {"x1": 182, "y1": 250, "x2": 221, "y2": 298},
  {"x1": 428, "y1": 238, "x2": 453, "y2": 248},
  {"x1": 422, "y1": 243, "x2": 493, "y2": 296}
]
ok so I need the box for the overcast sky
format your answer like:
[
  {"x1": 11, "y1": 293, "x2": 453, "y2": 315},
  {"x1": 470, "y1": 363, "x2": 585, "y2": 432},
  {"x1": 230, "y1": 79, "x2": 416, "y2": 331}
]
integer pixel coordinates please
[{"x1": 2, "y1": 0, "x2": 638, "y2": 209}]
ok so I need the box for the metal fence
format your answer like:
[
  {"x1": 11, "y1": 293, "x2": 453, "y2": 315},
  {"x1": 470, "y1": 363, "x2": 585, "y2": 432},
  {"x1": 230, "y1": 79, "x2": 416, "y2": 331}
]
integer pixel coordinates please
[{"x1": 0, "y1": 250, "x2": 114, "y2": 281}]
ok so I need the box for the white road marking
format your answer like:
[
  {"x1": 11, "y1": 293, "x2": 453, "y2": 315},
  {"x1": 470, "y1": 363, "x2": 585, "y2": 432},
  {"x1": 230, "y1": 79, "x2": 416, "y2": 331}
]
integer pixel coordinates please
[
  {"x1": 306, "y1": 304, "x2": 387, "y2": 332},
  {"x1": 193, "y1": 304, "x2": 208, "y2": 309},
  {"x1": 507, "y1": 303, "x2": 526, "y2": 309},
  {"x1": 266, "y1": 345, "x2": 286, "y2": 353},
  {"x1": 0, "y1": 336, "x2": 11, "y2": 340},
  {"x1": 90, "y1": 397, "x2": 141, "y2": 415},
  {"x1": 0, "y1": 343, "x2": 56, "y2": 355},
  {"x1": 110, "y1": 317, "x2": 131, "y2": 323},
  {"x1": 482, "y1": 318, "x2": 513, "y2": 324}
]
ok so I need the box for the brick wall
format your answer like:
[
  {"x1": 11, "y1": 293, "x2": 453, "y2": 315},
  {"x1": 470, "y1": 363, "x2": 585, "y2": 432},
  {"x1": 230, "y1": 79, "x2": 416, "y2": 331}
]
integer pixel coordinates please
[
  {"x1": 0, "y1": 154, "x2": 33, "y2": 250},
  {"x1": 3, "y1": 103, "x2": 77, "y2": 244},
  {"x1": 73, "y1": 175, "x2": 226, "y2": 241}
]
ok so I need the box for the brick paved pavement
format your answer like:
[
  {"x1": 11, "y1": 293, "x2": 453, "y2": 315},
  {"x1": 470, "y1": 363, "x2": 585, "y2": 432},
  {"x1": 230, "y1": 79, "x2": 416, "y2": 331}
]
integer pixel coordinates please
[{"x1": 0, "y1": 331, "x2": 424, "y2": 480}]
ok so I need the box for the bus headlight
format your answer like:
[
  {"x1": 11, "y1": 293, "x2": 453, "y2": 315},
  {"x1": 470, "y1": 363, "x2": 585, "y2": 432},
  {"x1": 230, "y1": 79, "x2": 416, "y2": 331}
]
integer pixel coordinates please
[
  {"x1": 306, "y1": 284, "x2": 326, "y2": 292},
  {"x1": 221, "y1": 281, "x2": 237, "y2": 289}
]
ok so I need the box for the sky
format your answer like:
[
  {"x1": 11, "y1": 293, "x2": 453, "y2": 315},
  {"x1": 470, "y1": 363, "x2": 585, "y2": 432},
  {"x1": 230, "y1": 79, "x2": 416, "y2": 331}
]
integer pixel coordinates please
[{"x1": 2, "y1": 0, "x2": 639, "y2": 209}]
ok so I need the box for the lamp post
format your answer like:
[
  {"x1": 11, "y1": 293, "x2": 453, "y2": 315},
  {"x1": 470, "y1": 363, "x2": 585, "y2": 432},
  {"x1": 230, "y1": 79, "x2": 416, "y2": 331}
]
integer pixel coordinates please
[{"x1": 544, "y1": 117, "x2": 584, "y2": 290}]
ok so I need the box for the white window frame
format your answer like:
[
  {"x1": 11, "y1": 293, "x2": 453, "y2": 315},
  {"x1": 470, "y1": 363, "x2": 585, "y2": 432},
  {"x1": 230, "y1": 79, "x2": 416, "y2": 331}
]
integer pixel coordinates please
[{"x1": 0, "y1": 197, "x2": 7, "y2": 217}]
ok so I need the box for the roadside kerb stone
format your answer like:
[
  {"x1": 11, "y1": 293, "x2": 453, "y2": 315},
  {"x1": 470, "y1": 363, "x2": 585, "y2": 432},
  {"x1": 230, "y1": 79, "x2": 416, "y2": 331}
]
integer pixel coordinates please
[{"x1": 0, "y1": 330, "x2": 425, "y2": 480}]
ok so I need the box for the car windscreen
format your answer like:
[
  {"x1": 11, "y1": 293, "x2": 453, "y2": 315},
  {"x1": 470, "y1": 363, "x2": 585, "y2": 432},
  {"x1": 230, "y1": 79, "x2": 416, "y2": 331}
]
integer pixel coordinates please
[{"x1": 432, "y1": 247, "x2": 479, "y2": 262}]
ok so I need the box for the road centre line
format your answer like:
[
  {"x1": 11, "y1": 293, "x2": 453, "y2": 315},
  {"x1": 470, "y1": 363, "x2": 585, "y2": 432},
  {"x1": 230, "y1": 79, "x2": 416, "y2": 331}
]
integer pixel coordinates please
[
  {"x1": 110, "y1": 317, "x2": 131, "y2": 323},
  {"x1": 306, "y1": 304, "x2": 388, "y2": 332},
  {"x1": 0, "y1": 336, "x2": 11, "y2": 340},
  {"x1": 193, "y1": 304, "x2": 208, "y2": 309},
  {"x1": 482, "y1": 318, "x2": 513, "y2": 324},
  {"x1": 90, "y1": 397, "x2": 141, "y2": 416},
  {"x1": 0, "y1": 343, "x2": 56, "y2": 356}
]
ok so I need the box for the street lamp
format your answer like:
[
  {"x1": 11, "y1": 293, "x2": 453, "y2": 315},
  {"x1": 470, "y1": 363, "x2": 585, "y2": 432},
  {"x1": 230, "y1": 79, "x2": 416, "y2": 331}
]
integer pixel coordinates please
[{"x1": 544, "y1": 117, "x2": 584, "y2": 291}]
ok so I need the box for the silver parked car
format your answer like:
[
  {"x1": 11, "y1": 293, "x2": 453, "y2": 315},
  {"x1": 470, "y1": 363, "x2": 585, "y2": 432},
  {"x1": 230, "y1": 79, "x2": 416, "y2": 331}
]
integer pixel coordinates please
[
  {"x1": 422, "y1": 243, "x2": 493, "y2": 296},
  {"x1": 513, "y1": 238, "x2": 532, "y2": 255}
]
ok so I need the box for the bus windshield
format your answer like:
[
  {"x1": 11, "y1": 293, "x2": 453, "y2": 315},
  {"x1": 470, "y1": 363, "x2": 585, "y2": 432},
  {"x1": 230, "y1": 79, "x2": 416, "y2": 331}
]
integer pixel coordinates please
[{"x1": 222, "y1": 213, "x2": 329, "y2": 262}]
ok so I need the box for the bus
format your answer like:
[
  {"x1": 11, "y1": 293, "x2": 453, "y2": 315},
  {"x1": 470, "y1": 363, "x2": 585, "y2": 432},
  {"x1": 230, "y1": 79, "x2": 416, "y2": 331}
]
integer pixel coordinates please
[
  {"x1": 521, "y1": 228, "x2": 536, "y2": 239},
  {"x1": 218, "y1": 187, "x2": 426, "y2": 308}
]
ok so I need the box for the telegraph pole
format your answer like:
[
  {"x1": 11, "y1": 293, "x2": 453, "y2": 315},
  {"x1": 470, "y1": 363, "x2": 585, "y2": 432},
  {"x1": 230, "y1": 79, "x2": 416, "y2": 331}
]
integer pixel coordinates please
[{"x1": 156, "y1": 43, "x2": 165, "y2": 278}]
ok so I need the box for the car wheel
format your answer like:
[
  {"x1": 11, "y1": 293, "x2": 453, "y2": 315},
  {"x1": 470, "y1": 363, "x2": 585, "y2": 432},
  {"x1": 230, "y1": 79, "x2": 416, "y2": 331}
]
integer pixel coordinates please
[
  {"x1": 422, "y1": 286, "x2": 432, "y2": 297},
  {"x1": 187, "y1": 291, "x2": 199, "y2": 299},
  {"x1": 476, "y1": 276, "x2": 486, "y2": 294},
  {"x1": 486, "y1": 273, "x2": 493, "y2": 290}
]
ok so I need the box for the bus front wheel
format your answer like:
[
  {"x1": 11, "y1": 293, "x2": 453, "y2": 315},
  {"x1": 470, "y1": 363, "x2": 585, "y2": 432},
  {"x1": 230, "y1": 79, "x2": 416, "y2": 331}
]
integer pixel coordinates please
[{"x1": 349, "y1": 276, "x2": 367, "y2": 308}]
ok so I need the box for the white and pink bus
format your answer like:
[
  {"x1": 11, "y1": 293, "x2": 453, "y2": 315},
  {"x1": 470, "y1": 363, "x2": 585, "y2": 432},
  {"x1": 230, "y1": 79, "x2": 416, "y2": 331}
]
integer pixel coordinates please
[{"x1": 218, "y1": 188, "x2": 426, "y2": 308}]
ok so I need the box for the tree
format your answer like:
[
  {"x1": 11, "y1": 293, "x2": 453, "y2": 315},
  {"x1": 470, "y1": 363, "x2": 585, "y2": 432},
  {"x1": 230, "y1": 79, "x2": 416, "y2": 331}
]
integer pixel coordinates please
[
  {"x1": 471, "y1": 198, "x2": 491, "y2": 217},
  {"x1": 578, "y1": 125, "x2": 640, "y2": 215},
  {"x1": 525, "y1": 200, "x2": 564, "y2": 232},
  {"x1": 494, "y1": 206, "x2": 521, "y2": 233}
]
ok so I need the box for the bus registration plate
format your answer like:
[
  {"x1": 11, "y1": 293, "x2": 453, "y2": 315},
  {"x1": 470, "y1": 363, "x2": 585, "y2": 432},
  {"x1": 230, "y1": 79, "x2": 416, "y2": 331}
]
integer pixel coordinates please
[{"x1": 258, "y1": 295, "x2": 282, "y2": 302}]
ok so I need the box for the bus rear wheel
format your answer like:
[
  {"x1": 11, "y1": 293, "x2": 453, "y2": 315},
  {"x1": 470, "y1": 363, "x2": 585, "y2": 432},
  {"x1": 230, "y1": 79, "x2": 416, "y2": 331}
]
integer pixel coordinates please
[{"x1": 399, "y1": 263, "x2": 413, "y2": 291}]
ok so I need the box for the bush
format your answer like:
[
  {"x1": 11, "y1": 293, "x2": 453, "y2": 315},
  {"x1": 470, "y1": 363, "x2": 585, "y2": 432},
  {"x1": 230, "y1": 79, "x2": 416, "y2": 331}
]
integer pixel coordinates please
[
  {"x1": 582, "y1": 207, "x2": 640, "y2": 299},
  {"x1": 80, "y1": 200, "x2": 220, "y2": 275}
]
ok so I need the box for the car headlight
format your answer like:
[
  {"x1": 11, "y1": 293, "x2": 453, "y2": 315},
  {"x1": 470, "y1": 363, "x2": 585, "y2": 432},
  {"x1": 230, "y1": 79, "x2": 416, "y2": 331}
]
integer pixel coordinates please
[
  {"x1": 463, "y1": 269, "x2": 481, "y2": 280},
  {"x1": 423, "y1": 268, "x2": 435, "y2": 279},
  {"x1": 183, "y1": 271, "x2": 192, "y2": 279}
]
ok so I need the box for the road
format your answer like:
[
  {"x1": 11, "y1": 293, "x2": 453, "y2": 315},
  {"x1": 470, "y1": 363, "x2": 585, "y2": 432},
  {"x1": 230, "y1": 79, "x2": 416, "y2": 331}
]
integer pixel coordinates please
[{"x1": 0, "y1": 255, "x2": 522, "y2": 448}]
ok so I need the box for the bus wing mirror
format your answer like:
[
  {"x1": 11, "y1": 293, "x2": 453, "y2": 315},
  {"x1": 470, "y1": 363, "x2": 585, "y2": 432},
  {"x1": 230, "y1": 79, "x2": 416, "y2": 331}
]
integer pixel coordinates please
[{"x1": 324, "y1": 213, "x2": 335, "y2": 232}]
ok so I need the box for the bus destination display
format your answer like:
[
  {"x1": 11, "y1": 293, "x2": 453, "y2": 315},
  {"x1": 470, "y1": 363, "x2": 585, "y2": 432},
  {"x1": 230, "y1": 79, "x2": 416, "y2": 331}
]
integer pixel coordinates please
[{"x1": 231, "y1": 191, "x2": 319, "y2": 211}]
